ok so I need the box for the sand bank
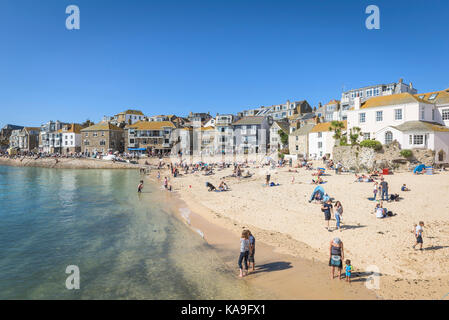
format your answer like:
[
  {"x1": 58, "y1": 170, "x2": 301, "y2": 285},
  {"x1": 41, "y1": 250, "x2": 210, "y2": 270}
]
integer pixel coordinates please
[
  {"x1": 154, "y1": 162, "x2": 449, "y2": 299},
  {"x1": 0, "y1": 157, "x2": 141, "y2": 169}
]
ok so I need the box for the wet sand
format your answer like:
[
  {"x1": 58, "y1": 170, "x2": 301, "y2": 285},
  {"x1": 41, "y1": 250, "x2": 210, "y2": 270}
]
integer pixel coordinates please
[{"x1": 149, "y1": 176, "x2": 378, "y2": 300}]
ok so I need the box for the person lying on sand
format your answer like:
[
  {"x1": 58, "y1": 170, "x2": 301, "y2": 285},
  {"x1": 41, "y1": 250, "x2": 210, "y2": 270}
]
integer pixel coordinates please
[
  {"x1": 206, "y1": 182, "x2": 216, "y2": 192},
  {"x1": 312, "y1": 177, "x2": 324, "y2": 184}
]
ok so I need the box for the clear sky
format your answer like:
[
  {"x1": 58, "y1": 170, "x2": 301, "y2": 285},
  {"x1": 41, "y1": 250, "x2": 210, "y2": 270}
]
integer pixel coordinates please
[{"x1": 1, "y1": 0, "x2": 448, "y2": 128}]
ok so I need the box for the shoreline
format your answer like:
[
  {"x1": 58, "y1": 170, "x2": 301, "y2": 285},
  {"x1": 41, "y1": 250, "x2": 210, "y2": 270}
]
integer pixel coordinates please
[
  {"x1": 146, "y1": 174, "x2": 379, "y2": 299},
  {"x1": 0, "y1": 157, "x2": 141, "y2": 169},
  {"x1": 153, "y1": 162, "x2": 449, "y2": 300}
]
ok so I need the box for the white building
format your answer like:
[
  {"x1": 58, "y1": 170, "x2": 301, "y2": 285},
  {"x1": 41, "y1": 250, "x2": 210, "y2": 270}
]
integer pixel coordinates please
[
  {"x1": 347, "y1": 93, "x2": 436, "y2": 141},
  {"x1": 308, "y1": 121, "x2": 347, "y2": 160},
  {"x1": 346, "y1": 90, "x2": 449, "y2": 164}
]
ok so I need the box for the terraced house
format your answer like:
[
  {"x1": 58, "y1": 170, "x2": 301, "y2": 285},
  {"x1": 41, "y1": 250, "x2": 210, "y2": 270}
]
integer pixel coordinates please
[
  {"x1": 125, "y1": 121, "x2": 176, "y2": 154},
  {"x1": 57, "y1": 123, "x2": 84, "y2": 155},
  {"x1": 9, "y1": 127, "x2": 40, "y2": 152},
  {"x1": 81, "y1": 121, "x2": 124, "y2": 154}
]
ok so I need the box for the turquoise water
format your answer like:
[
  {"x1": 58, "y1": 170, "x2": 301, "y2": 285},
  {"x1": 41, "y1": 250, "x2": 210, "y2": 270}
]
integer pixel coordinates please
[{"x1": 0, "y1": 166, "x2": 258, "y2": 299}]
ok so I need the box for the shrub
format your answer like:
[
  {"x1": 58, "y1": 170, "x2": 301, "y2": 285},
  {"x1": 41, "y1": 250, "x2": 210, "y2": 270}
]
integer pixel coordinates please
[
  {"x1": 360, "y1": 140, "x2": 382, "y2": 150},
  {"x1": 400, "y1": 149, "x2": 413, "y2": 158}
]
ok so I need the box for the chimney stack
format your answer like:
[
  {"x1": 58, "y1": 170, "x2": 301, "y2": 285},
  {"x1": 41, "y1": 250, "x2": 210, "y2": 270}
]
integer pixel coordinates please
[{"x1": 354, "y1": 97, "x2": 361, "y2": 110}]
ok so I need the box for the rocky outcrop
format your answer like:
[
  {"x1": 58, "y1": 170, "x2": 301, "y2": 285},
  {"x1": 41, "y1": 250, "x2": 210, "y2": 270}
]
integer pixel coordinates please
[{"x1": 333, "y1": 142, "x2": 435, "y2": 172}]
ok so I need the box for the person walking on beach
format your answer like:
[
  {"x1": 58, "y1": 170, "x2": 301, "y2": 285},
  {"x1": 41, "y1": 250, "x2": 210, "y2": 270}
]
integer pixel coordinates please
[
  {"x1": 329, "y1": 237, "x2": 344, "y2": 280},
  {"x1": 321, "y1": 199, "x2": 333, "y2": 231},
  {"x1": 137, "y1": 180, "x2": 144, "y2": 193},
  {"x1": 380, "y1": 178, "x2": 389, "y2": 201},
  {"x1": 238, "y1": 230, "x2": 250, "y2": 277},
  {"x1": 412, "y1": 221, "x2": 425, "y2": 250},
  {"x1": 248, "y1": 230, "x2": 256, "y2": 272},
  {"x1": 373, "y1": 182, "x2": 379, "y2": 200},
  {"x1": 334, "y1": 201, "x2": 343, "y2": 231},
  {"x1": 164, "y1": 177, "x2": 168, "y2": 189}
]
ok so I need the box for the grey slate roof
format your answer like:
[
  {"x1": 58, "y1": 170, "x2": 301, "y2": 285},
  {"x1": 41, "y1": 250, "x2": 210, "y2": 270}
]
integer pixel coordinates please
[
  {"x1": 391, "y1": 121, "x2": 449, "y2": 132},
  {"x1": 232, "y1": 116, "x2": 266, "y2": 126},
  {"x1": 290, "y1": 123, "x2": 315, "y2": 136}
]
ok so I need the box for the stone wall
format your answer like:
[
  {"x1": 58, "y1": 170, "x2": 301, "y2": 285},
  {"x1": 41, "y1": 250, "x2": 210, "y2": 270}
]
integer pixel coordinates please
[{"x1": 333, "y1": 142, "x2": 435, "y2": 172}]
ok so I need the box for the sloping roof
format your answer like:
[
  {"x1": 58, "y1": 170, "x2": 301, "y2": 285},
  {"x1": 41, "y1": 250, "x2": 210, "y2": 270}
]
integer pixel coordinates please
[
  {"x1": 126, "y1": 121, "x2": 176, "y2": 130},
  {"x1": 57, "y1": 123, "x2": 84, "y2": 134},
  {"x1": 311, "y1": 120, "x2": 347, "y2": 133},
  {"x1": 324, "y1": 99, "x2": 340, "y2": 106},
  {"x1": 273, "y1": 121, "x2": 290, "y2": 134},
  {"x1": 391, "y1": 121, "x2": 449, "y2": 133},
  {"x1": 415, "y1": 90, "x2": 449, "y2": 106},
  {"x1": 290, "y1": 123, "x2": 315, "y2": 136},
  {"x1": 81, "y1": 121, "x2": 123, "y2": 131},
  {"x1": 232, "y1": 116, "x2": 266, "y2": 126},
  {"x1": 117, "y1": 109, "x2": 144, "y2": 116},
  {"x1": 23, "y1": 127, "x2": 40, "y2": 132},
  {"x1": 355, "y1": 93, "x2": 428, "y2": 110}
]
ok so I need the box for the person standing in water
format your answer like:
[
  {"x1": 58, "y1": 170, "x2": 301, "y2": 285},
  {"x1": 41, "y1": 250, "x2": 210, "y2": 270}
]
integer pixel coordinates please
[
  {"x1": 238, "y1": 230, "x2": 250, "y2": 277},
  {"x1": 137, "y1": 180, "x2": 144, "y2": 193},
  {"x1": 248, "y1": 230, "x2": 256, "y2": 272}
]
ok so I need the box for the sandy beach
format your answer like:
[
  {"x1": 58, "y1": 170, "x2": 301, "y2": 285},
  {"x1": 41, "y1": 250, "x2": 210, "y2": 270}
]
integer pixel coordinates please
[{"x1": 151, "y1": 160, "x2": 449, "y2": 300}]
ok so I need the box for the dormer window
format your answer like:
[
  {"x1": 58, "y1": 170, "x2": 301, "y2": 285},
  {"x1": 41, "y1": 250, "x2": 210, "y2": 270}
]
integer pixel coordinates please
[{"x1": 428, "y1": 93, "x2": 438, "y2": 100}]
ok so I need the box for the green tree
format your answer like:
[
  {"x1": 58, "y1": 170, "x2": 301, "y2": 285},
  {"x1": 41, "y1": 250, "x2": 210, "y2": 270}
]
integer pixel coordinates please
[
  {"x1": 329, "y1": 121, "x2": 345, "y2": 145},
  {"x1": 349, "y1": 127, "x2": 361, "y2": 145},
  {"x1": 278, "y1": 129, "x2": 289, "y2": 147}
]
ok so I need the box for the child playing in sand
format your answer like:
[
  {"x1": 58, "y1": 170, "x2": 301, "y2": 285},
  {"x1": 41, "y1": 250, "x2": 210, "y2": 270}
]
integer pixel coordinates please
[
  {"x1": 345, "y1": 259, "x2": 353, "y2": 282},
  {"x1": 412, "y1": 221, "x2": 425, "y2": 250},
  {"x1": 401, "y1": 184, "x2": 409, "y2": 191}
]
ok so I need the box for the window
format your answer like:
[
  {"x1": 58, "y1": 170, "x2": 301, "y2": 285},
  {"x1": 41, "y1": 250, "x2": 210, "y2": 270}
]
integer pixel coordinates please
[
  {"x1": 296, "y1": 145, "x2": 299, "y2": 151},
  {"x1": 409, "y1": 135, "x2": 412, "y2": 144},
  {"x1": 318, "y1": 142, "x2": 323, "y2": 149},
  {"x1": 93, "y1": 132, "x2": 98, "y2": 137},
  {"x1": 376, "y1": 111, "x2": 383, "y2": 122},
  {"x1": 418, "y1": 95, "x2": 425, "y2": 99},
  {"x1": 429, "y1": 93, "x2": 438, "y2": 100},
  {"x1": 359, "y1": 113, "x2": 366, "y2": 123},
  {"x1": 363, "y1": 133, "x2": 370, "y2": 140},
  {"x1": 318, "y1": 132, "x2": 322, "y2": 138},
  {"x1": 395, "y1": 109, "x2": 402, "y2": 120},
  {"x1": 413, "y1": 135, "x2": 424, "y2": 145},
  {"x1": 385, "y1": 131, "x2": 393, "y2": 144},
  {"x1": 100, "y1": 140, "x2": 106, "y2": 146},
  {"x1": 442, "y1": 109, "x2": 449, "y2": 120},
  {"x1": 420, "y1": 107, "x2": 425, "y2": 120},
  {"x1": 432, "y1": 109, "x2": 435, "y2": 121}
]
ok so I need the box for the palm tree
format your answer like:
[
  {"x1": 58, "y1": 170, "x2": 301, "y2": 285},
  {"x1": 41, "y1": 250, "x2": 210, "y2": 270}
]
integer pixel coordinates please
[{"x1": 329, "y1": 121, "x2": 345, "y2": 145}]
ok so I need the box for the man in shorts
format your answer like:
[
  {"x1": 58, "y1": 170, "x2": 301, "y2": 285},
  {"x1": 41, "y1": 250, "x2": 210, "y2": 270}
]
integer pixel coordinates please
[
  {"x1": 413, "y1": 221, "x2": 425, "y2": 250},
  {"x1": 321, "y1": 199, "x2": 333, "y2": 231}
]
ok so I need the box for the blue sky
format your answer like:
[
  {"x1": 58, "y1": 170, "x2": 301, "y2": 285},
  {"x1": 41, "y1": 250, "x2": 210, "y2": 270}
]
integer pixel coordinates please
[{"x1": 1, "y1": 0, "x2": 448, "y2": 128}]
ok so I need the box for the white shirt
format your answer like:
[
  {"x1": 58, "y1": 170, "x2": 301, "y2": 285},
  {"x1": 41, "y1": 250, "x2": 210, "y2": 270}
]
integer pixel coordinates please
[{"x1": 415, "y1": 225, "x2": 423, "y2": 236}]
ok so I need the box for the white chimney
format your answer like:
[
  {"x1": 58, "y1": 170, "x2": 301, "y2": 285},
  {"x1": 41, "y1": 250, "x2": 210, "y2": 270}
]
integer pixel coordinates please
[{"x1": 354, "y1": 97, "x2": 361, "y2": 110}]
